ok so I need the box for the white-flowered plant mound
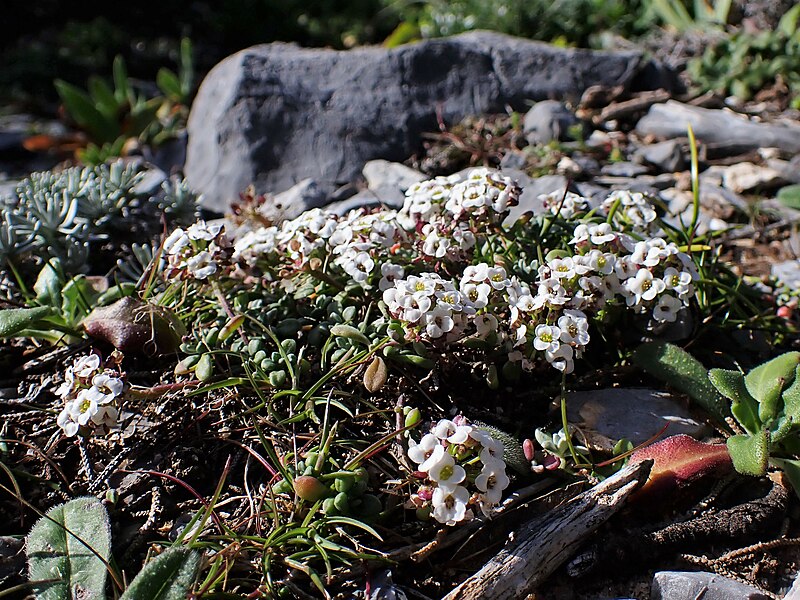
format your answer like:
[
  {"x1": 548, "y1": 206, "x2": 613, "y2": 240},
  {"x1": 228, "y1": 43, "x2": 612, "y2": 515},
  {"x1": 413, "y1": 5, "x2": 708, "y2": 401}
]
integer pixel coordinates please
[
  {"x1": 175, "y1": 168, "x2": 698, "y2": 376},
  {"x1": 56, "y1": 353, "x2": 124, "y2": 437},
  {"x1": 407, "y1": 417, "x2": 510, "y2": 525}
]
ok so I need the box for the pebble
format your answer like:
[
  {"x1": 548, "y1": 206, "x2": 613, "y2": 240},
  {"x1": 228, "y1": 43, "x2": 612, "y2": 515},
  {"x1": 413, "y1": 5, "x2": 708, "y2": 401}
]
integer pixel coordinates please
[{"x1": 651, "y1": 571, "x2": 772, "y2": 600}]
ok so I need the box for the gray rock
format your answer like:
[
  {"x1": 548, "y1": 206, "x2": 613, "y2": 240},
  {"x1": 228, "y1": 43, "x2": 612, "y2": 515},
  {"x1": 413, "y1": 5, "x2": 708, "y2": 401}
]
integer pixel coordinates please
[
  {"x1": 723, "y1": 162, "x2": 785, "y2": 193},
  {"x1": 258, "y1": 178, "x2": 328, "y2": 222},
  {"x1": 187, "y1": 32, "x2": 649, "y2": 211},
  {"x1": 325, "y1": 190, "x2": 384, "y2": 215},
  {"x1": 651, "y1": 571, "x2": 771, "y2": 600},
  {"x1": 772, "y1": 260, "x2": 800, "y2": 291},
  {"x1": 360, "y1": 160, "x2": 424, "y2": 207},
  {"x1": 504, "y1": 173, "x2": 569, "y2": 225},
  {"x1": 499, "y1": 150, "x2": 527, "y2": 171},
  {"x1": 566, "y1": 388, "x2": 707, "y2": 451},
  {"x1": 523, "y1": 100, "x2": 578, "y2": 144},
  {"x1": 601, "y1": 161, "x2": 650, "y2": 177},
  {"x1": 636, "y1": 139, "x2": 684, "y2": 172},
  {"x1": 637, "y1": 101, "x2": 800, "y2": 155}
]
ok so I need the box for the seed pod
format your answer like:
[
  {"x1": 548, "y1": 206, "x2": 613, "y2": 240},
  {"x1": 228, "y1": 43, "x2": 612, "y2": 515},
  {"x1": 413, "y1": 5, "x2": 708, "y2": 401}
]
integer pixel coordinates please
[
  {"x1": 269, "y1": 370, "x2": 287, "y2": 388},
  {"x1": 404, "y1": 408, "x2": 421, "y2": 429},
  {"x1": 204, "y1": 327, "x2": 220, "y2": 346},
  {"x1": 195, "y1": 353, "x2": 214, "y2": 382},
  {"x1": 363, "y1": 356, "x2": 388, "y2": 393},
  {"x1": 293, "y1": 476, "x2": 330, "y2": 502},
  {"x1": 219, "y1": 315, "x2": 246, "y2": 342},
  {"x1": 333, "y1": 492, "x2": 350, "y2": 514},
  {"x1": 334, "y1": 477, "x2": 354, "y2": 494},
  {"x1": 330, "y1": 324, "x2": 370, "y2": 346}
]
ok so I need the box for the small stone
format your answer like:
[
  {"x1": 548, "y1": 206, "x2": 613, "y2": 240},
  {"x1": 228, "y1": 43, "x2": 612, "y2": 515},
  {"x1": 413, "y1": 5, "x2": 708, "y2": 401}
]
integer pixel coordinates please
[
  {"x1": 500, "y1": 150, "x2": 527, "y2": 171},
  {"x1": 772, "y1": 260, "x2": 800, "y2": 292},
  {"x1": 503, "y1": 173, "x2": 569, "y2": 225},
  {"x1": 601, "y1": 161, "x2": 650, "y2": 177},
  {"x1": 651, "y1": 571, "x2": 771, "y2": 600},
  {"x1": 524, "y1": 100, "x2": 579, "y2": 144},
  {"x1": 362, "y1": 160, "x2": 425, "y2": 193},
  {"x1": 566, "y1": 389, "x2": 707, "y2": 452},
  {"x1": 362, "y1": 160, "x2": 425, "y2": 208},
  {"x1": 258, "y1": 179, "x2": 328, "y2": 222},
  {"x1": 636, "y1": 100, "x2": 800, "y2": 155},
  {"x1": 722, "y1": 162, "x2": 784, "y2": 193},
  {"x1": 636, "y1": 139, "x2": 684, "y2": 172}
]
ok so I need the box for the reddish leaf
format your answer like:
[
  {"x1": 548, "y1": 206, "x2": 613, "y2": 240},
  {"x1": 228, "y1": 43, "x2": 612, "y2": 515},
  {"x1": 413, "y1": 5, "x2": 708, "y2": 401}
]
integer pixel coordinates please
[
  {"x1": 82, "y1": 297, "x2": 185, "y2": 354},
  {"x1": 630, "y1": 434, "x2": 732, "y2": 498}
]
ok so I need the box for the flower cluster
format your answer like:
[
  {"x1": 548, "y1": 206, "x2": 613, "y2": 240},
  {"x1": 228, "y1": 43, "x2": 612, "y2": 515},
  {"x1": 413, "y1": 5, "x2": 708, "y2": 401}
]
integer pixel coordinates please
[
  {"x1": 407, "y1": 416, "x2": 510, "y2": 525},
  {"x1": 55, "y1": 354, "x2": 124, "y2": 437},
  {"x1": 164, "y1": 220, "x2": 227, "y2": 280},
  {"x1": 538, "y1": 190, "x2": 588, "y2": 219},
  {"x1": 602, "y1": 190, "x2": 658, "y2": 233}
]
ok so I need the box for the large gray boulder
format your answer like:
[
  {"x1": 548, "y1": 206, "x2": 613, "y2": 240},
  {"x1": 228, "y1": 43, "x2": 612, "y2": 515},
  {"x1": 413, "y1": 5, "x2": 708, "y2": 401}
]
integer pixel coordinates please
[{"x1": 186, "y1": 32, "x2": 650, "y2": 212}]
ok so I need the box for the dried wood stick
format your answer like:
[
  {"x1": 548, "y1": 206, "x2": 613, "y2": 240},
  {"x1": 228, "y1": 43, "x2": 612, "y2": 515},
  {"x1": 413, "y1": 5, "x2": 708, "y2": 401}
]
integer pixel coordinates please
[{"x1": 442, "y1": 460, "x2": 652, "y2": 600}]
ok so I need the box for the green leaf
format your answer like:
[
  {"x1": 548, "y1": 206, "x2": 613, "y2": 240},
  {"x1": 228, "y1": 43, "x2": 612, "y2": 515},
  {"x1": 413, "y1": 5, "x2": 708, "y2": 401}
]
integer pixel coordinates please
[
  {"x1": 782, "y1": 365, "x2": 800, "y2": 425},
  {"x1": 34, "y1": 259, "x2": 65, "y2": 310},
  {"x1": 0, "y1": 306, "x2": 55, "y2": 338},
  {"x1": 709, "y1": 368, "x2": 760, "y2": 434},
  {"x1": 87, "y1": 76, "x2": 120, "y2": 121},
  {"x1": 770, "y1": 457, "x2": 800, "y2": 500},
  {"x1": 329, "y1": 324, "x2": 370, "y2": 346},
  {"x1": 55, "y1": 80, "x2": 119, "y2": 144},
  {"x1": 112, "y1": 55, "x2": 132, "y2": 105},
  {"x1": 119, "y1": 547, "x2": 200, "y2": 600},
  {"x1": 727, "y1": 430, "x2": 769, "y2": 476},
  {"x1": 27, "y1": 496, "x2": 111, "y2": 600},
  {"x1": 178, "y1": 38, "x2": 194, "y2": 98},
  {"x1": 777, "y1": 184, "x2": 800, "y2": 210},
  {"x1": 745, "y1": 352, "x2": 800, "y2": 423},
  {"x1": 156, "y1": 69, "x2": 182, "y2": 102},
  {"x1": 631, "y1": 341, "x2": 729, "y2": 423},
  {"x1": 779, "y1": 4, "x2": 800, "y2": 38}
]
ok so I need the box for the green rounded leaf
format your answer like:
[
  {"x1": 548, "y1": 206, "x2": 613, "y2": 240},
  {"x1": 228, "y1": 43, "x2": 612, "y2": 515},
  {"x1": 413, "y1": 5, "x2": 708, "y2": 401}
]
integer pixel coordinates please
[
  {"x1": 727, "y1": 430, "x2": 769, "y2": 477},
  {"x1": 120, "y1": 547, "x2": 201, "y2": 600},
  {"x1": 27, "y1": 496, "x2": 111, "y2": 600}
]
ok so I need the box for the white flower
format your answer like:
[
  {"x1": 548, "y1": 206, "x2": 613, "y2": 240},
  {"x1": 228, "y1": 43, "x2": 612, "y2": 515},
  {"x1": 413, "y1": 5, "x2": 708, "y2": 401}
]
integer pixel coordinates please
[
  {"x1": 73, "y1": 354, "x2": 101, "y2": 378},
  {"x1": 475, "y1": 313, "x2": 499, "y2": 338},
  {"x1": 431, "y1": 485, "x2": 470, "y2": 525},
  {"x1": 399, "y1": 294, "x2": 432, "y2": 324},
  {"x1": 427, "y1": 453, "x2": 467, "y2": 491},
  {"x1": 187, "y1": 220, "x2": 223, "y2": 241},
  {"x1": 379, "y1": 263, "x2": 404, "y2": 291},
  {"x1": 475, "y1": 463, "x2": 510, "y2": 505},
  {"x1": 86, "y1": 373, "x2": 123, "y2": 404},
  {"x1": 549, "y1": 257, "x2": 576, "y2": 280},
  {"x1": 91, "y1": 405, "x2": 119, "y2": 428},
  {"x1": 433, "y1": 419, "x2": 457, "y2": 440},
  {"x1": 486, "y1": 266, "x2": 510, "y2": 290},
  {"x1": 462, "y1": 264, "x2": 490, "y2": 283},
  {"x1": 187, "y1": 251, "x2": 217, "y2": 279},
  {"x1": 653, "y1": 294, "x2": 683, "y2": 322},
  {"x1": 56, "y1": 367, "x2": 75, "y2": 399},
  {"x1": 419, "y1": 445, "x2": 448, "y2": 473},
  {"x1": 421, "y1": 224, "x2": 450, "y2": 258},
  {"x1": 408, "y1": 433, "x2": 439, "y2": 464},
  {"x1": 624, "y1": 269, "x2": 666, "y2": 306},
  {"x1": 534, "y1": 324, "x2": 562, "y2": 353},
  {"x1": 342, "y1": 251, "x2": 375, "y2": 284},
  {"x1": 72, "y1": 389, "x2": 99, "y2": 426},
  {"x1": 460, "y1": 282, "x2": 491, "y2": 309},
  {"x1": 57, "y1": 403, "x2": 80, "y2": 437},
  {"x1": 663, "y1": 267, "x2": 694, "y2": 299},
  {"x1": 164, "y1": 228, "x2": 190, "y2": 255},
  {"x1": 558, "y1": 310, "x2": 590, "y2": 347},
  {"x1": 425, "y1": 306, "x2": 455, "y2": 339},
  {"x1": 479, "y1": 437, "x2": 505, "y2": 464},
  {"x1": 546, "y1": 344, "x2": 575, "y2": 373},
  {"x1": 447, "y1": 425, "x2": 473, "y2": 445}
]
